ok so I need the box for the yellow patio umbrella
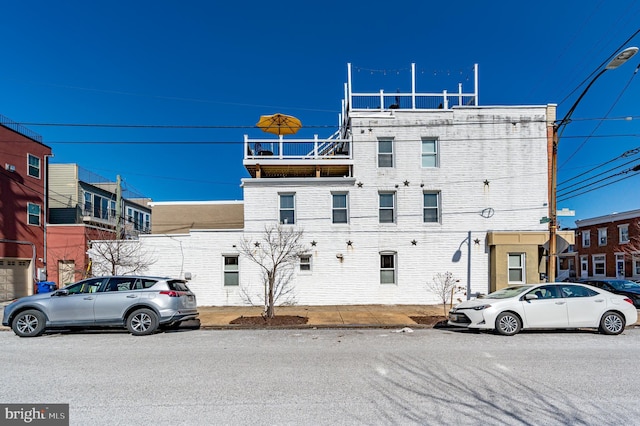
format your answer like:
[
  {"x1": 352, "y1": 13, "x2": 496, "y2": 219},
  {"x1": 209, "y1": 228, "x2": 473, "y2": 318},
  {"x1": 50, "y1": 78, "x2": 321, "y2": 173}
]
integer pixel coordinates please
[{"x1": 256, "y1": 113, "x2": 302, "y2": 136}]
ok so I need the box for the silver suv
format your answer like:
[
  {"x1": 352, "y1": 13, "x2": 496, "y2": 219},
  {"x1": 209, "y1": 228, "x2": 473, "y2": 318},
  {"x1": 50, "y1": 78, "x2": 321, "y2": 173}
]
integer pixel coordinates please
[{"x1": 2, "y1": 276, "x2": 198, "y2": 337}]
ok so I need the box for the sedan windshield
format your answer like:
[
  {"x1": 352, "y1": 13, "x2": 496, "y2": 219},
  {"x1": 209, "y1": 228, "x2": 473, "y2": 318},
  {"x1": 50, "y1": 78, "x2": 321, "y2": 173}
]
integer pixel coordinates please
[
  {"x1": 485, "y1": 286, "x2": 532, "y2": 299},
  {"x1": 610, "y1": 280, "x2": 640, "y2": 291}
]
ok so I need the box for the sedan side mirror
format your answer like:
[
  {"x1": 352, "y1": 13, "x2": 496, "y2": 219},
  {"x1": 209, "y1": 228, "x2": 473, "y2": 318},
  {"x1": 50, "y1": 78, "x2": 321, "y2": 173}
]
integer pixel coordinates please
[
  {"x1": 53, "y1": 289, "x2": 69, "y2": 297},
  {"x1": 524, "y1": 293, "x2": 539, "y2": 300}
]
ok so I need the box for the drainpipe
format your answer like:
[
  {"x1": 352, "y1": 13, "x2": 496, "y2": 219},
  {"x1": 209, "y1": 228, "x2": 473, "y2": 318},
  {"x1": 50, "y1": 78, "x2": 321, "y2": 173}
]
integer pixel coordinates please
[{"x1": 43, "y1": 153, "x2": 54, "y2": 279}]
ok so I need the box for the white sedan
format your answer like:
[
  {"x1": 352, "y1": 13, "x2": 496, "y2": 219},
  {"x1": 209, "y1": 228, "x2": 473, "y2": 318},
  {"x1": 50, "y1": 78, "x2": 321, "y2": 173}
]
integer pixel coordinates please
[{"x1": 448, "y1": 282, "x2": 638, "y2": 336}]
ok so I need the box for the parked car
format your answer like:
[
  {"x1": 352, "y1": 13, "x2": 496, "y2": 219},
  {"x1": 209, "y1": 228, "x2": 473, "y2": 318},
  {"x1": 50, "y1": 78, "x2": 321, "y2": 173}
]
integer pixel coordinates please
[
  {"x1": 579, "y1": 279, "x2": 640, "y2": 308},
  {"x1": 448, "y1": 283, "x2": 637, "y2": 336},
  {"x1": 2, "y1": 276, "x2": 198, "y2": 337}
]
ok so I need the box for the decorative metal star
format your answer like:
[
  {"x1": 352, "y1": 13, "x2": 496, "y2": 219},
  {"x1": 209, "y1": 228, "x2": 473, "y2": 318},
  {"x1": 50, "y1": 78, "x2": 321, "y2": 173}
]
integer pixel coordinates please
[
  {"x1": 411, "y1": 239, "x2": 418, "y2": 245},
  {"x1": 254, "y1": 242, "x2": 260, "y2": 247},
  {"x1": 474, "y1": 238, "x2": 481, "y2": 245},
  {"x1": 357, "y1": 182, "x2": 363, "y2": 188},
  {"x1": 311, "y1": 241, "x2": 317, "y2": 246},
  {"x1": 404, "y1": 180, "x2": 410, "y2": 186},
  {"x1": 346, "y1": 240, "x2": 353, "y2": 246},
  {"x1": 483, "y1": 179, "x2": 490, "y2": 186}
]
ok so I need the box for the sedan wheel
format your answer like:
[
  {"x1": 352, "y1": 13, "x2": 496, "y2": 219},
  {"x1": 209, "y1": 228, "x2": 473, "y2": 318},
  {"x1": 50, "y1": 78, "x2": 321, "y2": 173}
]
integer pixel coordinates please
[
  {"x1": 600, "y1": 311, "x2": 625, "y2": 335},
  {"x1": 12, "y1": 310, "x2": 46, "y2": 338},
  {"x1": 126, "y1": 308, "x2": 158, "y2": 336},
  {"x1": 495, "y1": 312, "x2": 521, "y2": 336}
]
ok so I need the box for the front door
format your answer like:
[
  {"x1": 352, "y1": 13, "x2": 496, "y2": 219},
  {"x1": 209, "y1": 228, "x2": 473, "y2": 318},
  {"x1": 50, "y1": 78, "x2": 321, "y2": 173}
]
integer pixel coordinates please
[
  {"x1": 616, "y1": 254, "x2": 625, "y2": 278},
  {"x1": 580, "y1": 257, "x2": 589, "y2": 279},
  {"x1": 521, "y1": 286, "x2": 568, "y2": 328}
]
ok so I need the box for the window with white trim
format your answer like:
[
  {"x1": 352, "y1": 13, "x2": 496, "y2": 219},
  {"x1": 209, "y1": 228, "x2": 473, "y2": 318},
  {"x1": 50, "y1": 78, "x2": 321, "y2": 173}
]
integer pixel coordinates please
[
  {"x1": 421, "y1": 138, "x2": 438, "y2": 168},
  {"x1": 380, "y1": 252, "x2": 396, "y2": 284},
  {"x1": 582, "y1": 231, "x2": 590, "y2": 247},
  {"x1": 598, "y1": 228, "x2": 607, "y2": 246},
  {"x1": 633, "y1": 254, "x2": 640, "y2": 276},
  {"x1": 378, "y1": 138, "x2": 394, "y2": 167},
  {"x1": 379, "y1": 192, "x2": 395, "y2": 223},
  {"x1": 332, "y1": 193, "x2": 348, "y2": 224},
  {"x1": 508, "y1": 253, "x2": 525, "y2": 283},
  {"x1": 619, "y1": 224, "x2": 630, "y2": 244},
  {"x1": 299, "y1": 255, "x2": 311, "y2": 272},
  {"x1": 279, "y1": 193, "x2": 295, "y2": 225},
  {"x1": 593, "y1": 255, "x2": 606, "y2": 276},
  {"x1": 27, "y1": 154, "x2": 40, "y2": 178},
  {"x1": 223, "y1": 255, "x2": 239, "y2": 286},
  {"x1": 423, "y1": 192, "x2": 440, "y2": 223},
  {"x1": 27, "y1": 203, "x2": 41, "y2": 226}
]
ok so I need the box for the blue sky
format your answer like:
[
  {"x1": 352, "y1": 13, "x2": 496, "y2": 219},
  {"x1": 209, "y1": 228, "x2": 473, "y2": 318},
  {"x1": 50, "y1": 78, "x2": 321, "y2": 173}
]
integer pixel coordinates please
[{"x1": 1, "y1": 1, "x2": 639, "y2": 227}]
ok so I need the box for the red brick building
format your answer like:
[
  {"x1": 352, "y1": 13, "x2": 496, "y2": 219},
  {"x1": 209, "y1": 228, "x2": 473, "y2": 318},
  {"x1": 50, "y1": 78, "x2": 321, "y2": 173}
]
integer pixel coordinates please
[
  {"x1": 0, "y1": 115, "x2": 52, "y2": 300},
  {"x1": 574, "y1": 209, "x2": 640, "y2": 280}
]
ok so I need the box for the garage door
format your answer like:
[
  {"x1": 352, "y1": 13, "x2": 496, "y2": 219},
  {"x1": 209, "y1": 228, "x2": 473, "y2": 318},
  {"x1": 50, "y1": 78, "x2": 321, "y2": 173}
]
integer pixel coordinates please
[{"x1": 0, "y1": 259, "x2": 31, "y2": 301}]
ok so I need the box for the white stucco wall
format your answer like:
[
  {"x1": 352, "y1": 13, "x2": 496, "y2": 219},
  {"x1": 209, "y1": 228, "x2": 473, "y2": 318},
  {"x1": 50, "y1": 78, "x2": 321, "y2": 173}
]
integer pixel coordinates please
[{"x1": 90, "y1": 105, "x2": 551, "y2": 307}]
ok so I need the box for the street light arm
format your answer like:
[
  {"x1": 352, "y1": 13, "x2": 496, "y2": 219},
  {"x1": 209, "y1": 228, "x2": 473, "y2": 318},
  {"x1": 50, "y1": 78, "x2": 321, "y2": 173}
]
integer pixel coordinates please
[{"x1": 556, "y1": 68, "x2": 607, "y2": 134}]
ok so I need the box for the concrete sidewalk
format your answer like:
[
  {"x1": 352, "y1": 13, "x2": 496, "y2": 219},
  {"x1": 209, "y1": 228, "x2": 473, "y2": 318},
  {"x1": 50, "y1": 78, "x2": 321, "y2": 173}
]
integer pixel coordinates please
[{"x1": 196, "y1": 304, "x2": 447, "y2": 328}]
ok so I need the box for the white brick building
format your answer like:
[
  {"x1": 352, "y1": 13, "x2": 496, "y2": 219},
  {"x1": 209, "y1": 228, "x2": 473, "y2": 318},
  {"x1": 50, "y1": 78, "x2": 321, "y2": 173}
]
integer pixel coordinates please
[{"x1": 91, "y1": 64, "x2": 565, "y2": 306}]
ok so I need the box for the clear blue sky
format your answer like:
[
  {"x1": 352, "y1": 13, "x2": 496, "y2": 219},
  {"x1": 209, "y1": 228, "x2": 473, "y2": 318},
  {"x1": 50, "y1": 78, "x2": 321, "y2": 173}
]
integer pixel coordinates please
[{"x1": 1, "y1": 1, "x2": 639, "y2": 227}]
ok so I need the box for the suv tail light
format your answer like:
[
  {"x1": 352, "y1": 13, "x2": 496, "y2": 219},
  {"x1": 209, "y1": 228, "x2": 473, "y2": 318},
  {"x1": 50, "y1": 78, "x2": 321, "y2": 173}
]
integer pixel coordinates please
[{"x1": 160, "y1": 290, "x2": 184, "y2": 297}]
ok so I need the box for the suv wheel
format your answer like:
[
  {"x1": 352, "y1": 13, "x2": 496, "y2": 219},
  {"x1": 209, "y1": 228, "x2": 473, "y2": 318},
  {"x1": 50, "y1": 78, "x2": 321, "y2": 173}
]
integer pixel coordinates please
[
  {"x1": 12, "y1": 310, "x2": 46, "y2": 337},
  {"x1": 126, "y1": 308, "x2": 158, "y2": 336}
]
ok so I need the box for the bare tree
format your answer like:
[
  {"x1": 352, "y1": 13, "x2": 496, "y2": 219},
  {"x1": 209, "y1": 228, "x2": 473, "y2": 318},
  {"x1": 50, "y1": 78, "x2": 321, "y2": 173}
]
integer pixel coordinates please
[
  {"x1": 87, "y1": 233, "x2": 156, "y2": 276},
  {"x1": 426, "y1": 271, "x2": 464, "y2": 317},
  {"x1": 238, "y1": 225, "x2": 308, "y2": 318}
]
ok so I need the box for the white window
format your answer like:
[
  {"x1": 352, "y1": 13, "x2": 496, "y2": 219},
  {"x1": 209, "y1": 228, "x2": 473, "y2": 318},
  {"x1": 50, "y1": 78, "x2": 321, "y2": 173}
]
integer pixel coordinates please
[
  {"x1": 223, "y1": 255, "x2": 239, "y2": 286},
  {"x1": 378, "y1": 138, "x2": 394, "y2": 167},
  {"x1": 423, "y1": 192, "x2": 440, "y2": 223},
  {"x1": 332, "y1": 193, "x2": 348, "y2": 224},
  {"x1": 279, "y1": 194, "x2": 295, "y2": 225},
  {"x1": 619, "y1": 224, "x2": 630, "y2": 244},
  {"x1": 380, "y1": 252, "x2": 396, "y2": 284},
  {"x1": 582, "y1": 231, "x2": 590, "y2": 248},
  {"x1": 379, "y1": 192, "x2": 395, "y2": 223},
  {"x1": 84, "y1": 191, "x2": 93, "y2": 215},
  {"x1": 27, "y1": 203, "x2": 41, "y2": 226},
  {"x1": 299, "y1": 255, "x2": 311, "y2": 272},
  {"x1": 27, "y1": 154, "x2": 40, "y2": 178},
  {"x1": 598, "y1": 228, "x2": 607, "y2": 246},
  {"x1": 508, "y1": 253, "x2": 525, "y2": 283},
  {"x1": 593, "y1": 255, "x2": 606, "y2": 277},
  {"x1": 421, "y1": 138, "x2": 438, "y2": 168}
]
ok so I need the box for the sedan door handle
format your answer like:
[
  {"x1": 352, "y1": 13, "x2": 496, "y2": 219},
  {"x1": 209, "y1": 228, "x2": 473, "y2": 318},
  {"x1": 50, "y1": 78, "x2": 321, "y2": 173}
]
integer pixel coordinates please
[
  {"x1": 126, "y1": 295, "x2": 138, "y2": 298},
  {"x1": 555, "y1": 301, "x2": 566, "y2": 305},
  {"x1": 83, "y1": 296, "x2": 94, "y2": 300},
  {"x1": 594, "y1": 299, "x2": 604, "y2": 303}
]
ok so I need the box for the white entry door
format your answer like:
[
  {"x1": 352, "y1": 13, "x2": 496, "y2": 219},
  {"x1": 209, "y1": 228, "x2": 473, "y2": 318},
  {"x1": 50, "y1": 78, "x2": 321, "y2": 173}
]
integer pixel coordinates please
[{"x1": 580, "y1": 257, "x2": 588, "y2": 279}]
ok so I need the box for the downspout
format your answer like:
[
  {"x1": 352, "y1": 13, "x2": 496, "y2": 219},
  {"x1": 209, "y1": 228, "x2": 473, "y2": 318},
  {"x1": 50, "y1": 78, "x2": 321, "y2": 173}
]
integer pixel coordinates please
[{"x1": 43, "y1": 153, "x2": 53, "y2": 280}]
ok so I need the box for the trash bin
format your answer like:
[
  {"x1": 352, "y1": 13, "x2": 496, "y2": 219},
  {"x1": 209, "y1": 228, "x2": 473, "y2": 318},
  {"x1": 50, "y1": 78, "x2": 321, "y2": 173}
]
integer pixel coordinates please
[{"x1": 37, "y1": 281, "x2": 57, "y2": 294}]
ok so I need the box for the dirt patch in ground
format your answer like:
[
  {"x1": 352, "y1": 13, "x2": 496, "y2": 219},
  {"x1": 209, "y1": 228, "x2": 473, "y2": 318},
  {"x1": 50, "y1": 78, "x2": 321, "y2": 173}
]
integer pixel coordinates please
[
  {"x1": 229, "y1": 315, "x2": 309, "y2": 326},
  {"x1": 228, "y1": 315, "x2": 448, "y2": 327},
  {"x1": 409, "y1": 316, "x2": 449, "y2": 328}
]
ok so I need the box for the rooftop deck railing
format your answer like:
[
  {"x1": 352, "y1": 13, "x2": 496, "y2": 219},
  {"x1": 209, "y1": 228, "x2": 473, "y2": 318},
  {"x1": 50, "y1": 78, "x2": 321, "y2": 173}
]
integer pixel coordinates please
[
  {"x1": 342, "y1": 63, "x2": 479, "y2": 120},
  {"x1": 0, "y1": 114, "x2": 43, "y2": 143},
  {"x1": 244, "y1": 135, "x2": 351, "y2": 160}
]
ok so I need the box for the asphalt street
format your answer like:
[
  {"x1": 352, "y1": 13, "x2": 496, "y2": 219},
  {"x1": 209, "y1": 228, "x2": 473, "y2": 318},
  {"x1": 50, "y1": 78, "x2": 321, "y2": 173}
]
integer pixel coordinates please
[{"x1": 2, "y1": 327, "x2": 640, "y2": 425}]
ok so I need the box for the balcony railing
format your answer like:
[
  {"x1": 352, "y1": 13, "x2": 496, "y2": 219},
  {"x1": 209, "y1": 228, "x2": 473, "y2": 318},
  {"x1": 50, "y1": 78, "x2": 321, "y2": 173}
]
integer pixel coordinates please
[{"x1": 244, "y1": 134, "x2": 351, "y2": 161}]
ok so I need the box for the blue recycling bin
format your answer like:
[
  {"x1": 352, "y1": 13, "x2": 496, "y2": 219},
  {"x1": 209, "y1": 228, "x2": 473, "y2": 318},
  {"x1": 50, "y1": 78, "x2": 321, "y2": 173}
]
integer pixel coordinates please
[{"x1": 37, "y1": 281, "x2": 57, "y2": 294}]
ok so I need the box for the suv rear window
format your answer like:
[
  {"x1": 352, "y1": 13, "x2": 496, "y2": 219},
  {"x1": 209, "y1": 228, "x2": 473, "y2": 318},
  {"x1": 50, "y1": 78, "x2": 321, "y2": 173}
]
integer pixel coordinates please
[{"x1": 167, "y1": 280, "x2": 189, "y2": 291}]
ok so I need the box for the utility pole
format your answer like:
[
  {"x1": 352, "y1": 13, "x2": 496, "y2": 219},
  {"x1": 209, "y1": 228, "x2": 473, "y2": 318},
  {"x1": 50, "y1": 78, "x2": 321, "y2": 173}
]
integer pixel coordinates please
[{"x1": 115, "y1": 174, "x2": 122, "y2": 239}]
